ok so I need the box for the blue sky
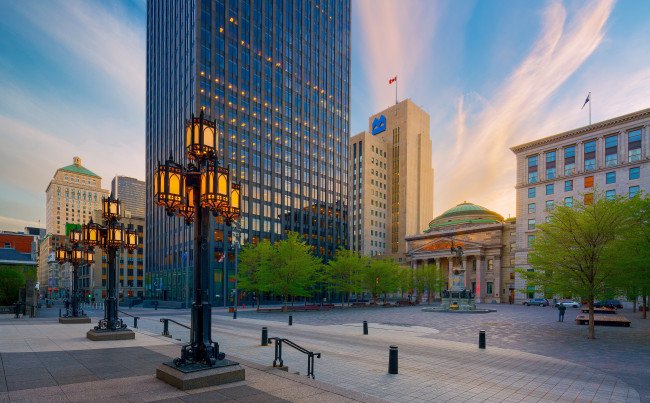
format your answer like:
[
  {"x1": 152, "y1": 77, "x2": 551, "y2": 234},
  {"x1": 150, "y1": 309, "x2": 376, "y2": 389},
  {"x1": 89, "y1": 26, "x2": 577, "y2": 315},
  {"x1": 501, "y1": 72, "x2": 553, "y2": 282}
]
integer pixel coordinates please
[{"x1": 1, "y1": 0, "x2": 649, "y2": 232}]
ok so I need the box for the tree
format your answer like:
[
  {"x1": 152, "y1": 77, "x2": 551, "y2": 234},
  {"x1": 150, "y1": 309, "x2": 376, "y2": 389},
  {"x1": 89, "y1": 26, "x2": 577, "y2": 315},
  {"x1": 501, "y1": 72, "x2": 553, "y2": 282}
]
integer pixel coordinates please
[
  {"x1": 260, "y1": 232, "x2": 322, "y2": 312},
  {"x1": 323, "y1": 248, "x2": 368, "y2": 306},
  {"x1": 421, "y1": 263, "x2": 447, "y2": 303},
  {"x1": 238, "y1": 239, "x2": 273, "y2": 311},
  {"x1": 0, "y1": 267, "x2": 25, "y2": 306},
  {"x1": 518, "y1": 192, "x2": 632, "y2": 339},
  {"x1": 363, "y1": 257, "x2": 400, "y2": 302}
]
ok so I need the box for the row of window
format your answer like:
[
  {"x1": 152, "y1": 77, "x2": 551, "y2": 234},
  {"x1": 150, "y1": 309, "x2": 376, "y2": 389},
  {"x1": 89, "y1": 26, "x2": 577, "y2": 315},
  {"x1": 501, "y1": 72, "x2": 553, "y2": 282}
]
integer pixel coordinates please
[
  {"x1": 63, "y1": 175, "x2": 97, "y2": 186},
  {"x1": 528, "y1": 129, "x2": 642, "y2": 183},
  {"x1": 528, "y1": 167, "x2": 640, "y2": 198}
]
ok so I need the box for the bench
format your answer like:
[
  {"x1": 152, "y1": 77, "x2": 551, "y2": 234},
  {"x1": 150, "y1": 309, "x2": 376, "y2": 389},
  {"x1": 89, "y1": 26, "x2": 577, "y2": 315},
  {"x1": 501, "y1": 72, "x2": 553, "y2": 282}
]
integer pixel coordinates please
[
  {"x1": 351, "y1": 302, "x2": 367, "y2": 307},
  {"x1": 581, "y1": 308, "x2": 617, "y2": 314},
  {"x1": 575, "y1": 314, "x2": 630, "y2": 327}
]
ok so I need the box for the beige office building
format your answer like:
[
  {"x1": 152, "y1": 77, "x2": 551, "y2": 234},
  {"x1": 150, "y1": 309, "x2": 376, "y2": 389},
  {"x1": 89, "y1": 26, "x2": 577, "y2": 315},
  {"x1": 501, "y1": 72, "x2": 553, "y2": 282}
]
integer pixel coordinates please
[
  {"x1": 45, "y1": 157, "x2": 109, "y2": 236},
  {"x1": 349, "y1": 99, "x2": 434, "y2": 263},
  {"x1": 511, "y1": 107, "x2": 650, "y2": 301}
]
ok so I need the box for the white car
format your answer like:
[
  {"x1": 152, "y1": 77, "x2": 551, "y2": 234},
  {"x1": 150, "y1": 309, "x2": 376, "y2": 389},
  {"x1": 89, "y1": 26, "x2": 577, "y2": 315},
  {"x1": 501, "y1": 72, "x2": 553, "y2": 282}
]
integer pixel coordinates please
[{"x1": 555, "y1": 300, "x2": 581, "y2": 308}]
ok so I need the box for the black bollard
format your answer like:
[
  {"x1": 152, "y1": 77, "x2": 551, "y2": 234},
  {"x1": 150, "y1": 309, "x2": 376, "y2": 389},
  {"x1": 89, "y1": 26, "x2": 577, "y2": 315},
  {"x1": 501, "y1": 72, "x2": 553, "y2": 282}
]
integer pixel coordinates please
[
  {"x1": 288, "y1": 315, "x2": 293, "y2": 326},
  {"x1": 59, "y1": 308, "x2": 61, "y2": 318},
  {"x1": 363, "y1": 320, "x2": 368, "y2": 335},
  {"x1": 388, "y1": 345, "x2": 398, "y2": 374},
  {"x1": 134, "y1": 317, "x2": 138, "y2": 328},
  {"x1": 479, "y1": 329, "x2": 486, "y2": 349},
  {"x1": 233, "y1": 310, "x2": 237, "y2": 319},
  {"x1": 262, "y1": 327, "x2": 268, "y2": 346}
]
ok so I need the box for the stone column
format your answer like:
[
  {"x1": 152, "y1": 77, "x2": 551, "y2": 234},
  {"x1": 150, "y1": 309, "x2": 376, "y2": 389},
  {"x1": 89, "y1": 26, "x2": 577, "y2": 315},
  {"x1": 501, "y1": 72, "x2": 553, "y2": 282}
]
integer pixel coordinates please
[
  {"x1": 644, "y1": 125, "x2": 650, "y2": 159},
  {"x1": 447, "y1": 257, "x2": 453, "y2": 291},
  {"x1": 596, "y1": 137, "x2": 603, "y2": 169},
  {"x1": 475, "y1": 256, "x2": 484, "y2": 303},
  {"x1": 620, "y1": 129, "x2": 627, "y2": 165},
  {"x1": 462, "y1": 256, "x2": 468, "y2": 289},
  {"x1": 494, "y1": 256, "x2": 502, "y2": 303},
  {"x1": 576, "y1": 142, "x2": 584, "y2": 174}
]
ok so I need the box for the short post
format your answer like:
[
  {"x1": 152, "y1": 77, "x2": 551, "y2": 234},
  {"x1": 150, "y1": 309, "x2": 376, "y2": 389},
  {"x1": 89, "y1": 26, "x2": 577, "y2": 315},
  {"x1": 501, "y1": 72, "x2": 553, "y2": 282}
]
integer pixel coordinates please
[
  {"x1": 363, "y1": 320, "x2": 368, "y2": 335},
  {"x1": 161, "y1": 318, "x2": 169, "y2": 336},
  {"x1": 233, "y1": 310, "x2": 237, "y2": 319},
  {"x1": 261, "y1": 327, "x2": 268, "y2": 346},
  {"x1": 388, "y1": 345, "x2": 398, "y2": 374},
  {"x1": 288, "y1": 315, "x2": 293, "y2": 326},
  {"x1": 134, "y1": 317, "x2": 138, "y2": 329},
  {"x1": 59, "y1": 308, "x2": 62, "y2": 318},
  {"x1": 479, "y1": 329, "x2": 486, "y2": 349}
]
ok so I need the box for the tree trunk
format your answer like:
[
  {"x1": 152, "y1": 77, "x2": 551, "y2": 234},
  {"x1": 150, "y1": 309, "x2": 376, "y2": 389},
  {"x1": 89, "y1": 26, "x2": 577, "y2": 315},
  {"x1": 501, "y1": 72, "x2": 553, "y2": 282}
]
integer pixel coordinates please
[
  {"x1": 588, "y1": 295, "x2": 595, "y2": 339},
  {"x1": 633, "y1": 299, "x2": 637, "y2": 313},
  {"x1": 283, "y1": 294, "x2": 288, "y2": 312},
  {"x1": 644, "y1": 295, "x2": 647, "y2": 319}
]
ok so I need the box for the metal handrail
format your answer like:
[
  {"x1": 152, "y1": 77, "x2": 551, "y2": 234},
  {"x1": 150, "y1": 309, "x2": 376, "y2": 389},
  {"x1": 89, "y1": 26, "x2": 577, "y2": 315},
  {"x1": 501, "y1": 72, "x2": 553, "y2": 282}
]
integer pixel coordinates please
[
  {"x1": 268, "y1": 337, "x2": 321, "y2": 379},
  {"x1": 118, "y1": 310, "x2": 140, "y2": 328},
  {"x1": 160, "y1": 318, "x2": 190, "y2": 337}
]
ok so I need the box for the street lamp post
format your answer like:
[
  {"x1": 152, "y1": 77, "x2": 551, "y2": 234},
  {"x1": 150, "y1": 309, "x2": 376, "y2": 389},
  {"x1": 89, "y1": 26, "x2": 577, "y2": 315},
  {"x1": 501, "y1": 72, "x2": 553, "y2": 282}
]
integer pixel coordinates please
[
  {"x1": 232, "y1": 222, "x2": 241, "y2": 319},
  {"x1": 83, "y1": 195, "x2": 139, "y2": 340},
  {"x1": 154, "y1": 111, "x2": 242, "y2": 374},
  {"x1": 56, "y1": 228, "x2": 93, "y2": 324}
]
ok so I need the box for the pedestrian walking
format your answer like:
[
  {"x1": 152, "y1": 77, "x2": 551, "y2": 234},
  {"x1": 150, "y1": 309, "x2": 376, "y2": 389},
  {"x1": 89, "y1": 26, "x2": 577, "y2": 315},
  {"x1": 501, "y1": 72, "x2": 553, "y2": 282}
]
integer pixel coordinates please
[{"x1": 558, "y1": 303, "x2": 566, "y2": 322}]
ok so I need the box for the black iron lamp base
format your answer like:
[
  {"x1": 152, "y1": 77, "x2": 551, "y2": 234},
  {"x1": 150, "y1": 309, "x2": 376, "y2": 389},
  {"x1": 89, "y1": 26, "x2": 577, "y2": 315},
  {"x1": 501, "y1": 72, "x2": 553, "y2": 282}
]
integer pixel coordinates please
[
  {"x1": 172, "y1": 341, "x2": 226, "y2": 367},
  {"x1": 156, "y1": 360, "x2": 244, "y2": 390},
  {"x1": 59, "y1": 316, "x2": 91, "y2": 324},
  {"x1": 86, "y1": 328, "x2": 135, "y2": 341}
]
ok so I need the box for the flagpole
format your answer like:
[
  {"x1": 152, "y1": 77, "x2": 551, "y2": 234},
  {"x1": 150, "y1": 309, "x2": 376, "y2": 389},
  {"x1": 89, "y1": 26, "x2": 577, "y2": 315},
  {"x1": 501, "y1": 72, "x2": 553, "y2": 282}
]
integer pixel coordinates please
[
  {"x1": 395, "y1": 79, "x2": 398, "y2": 105},
  {"x1": 589, "y1": 92, "x2": 591, "y2": 125}
]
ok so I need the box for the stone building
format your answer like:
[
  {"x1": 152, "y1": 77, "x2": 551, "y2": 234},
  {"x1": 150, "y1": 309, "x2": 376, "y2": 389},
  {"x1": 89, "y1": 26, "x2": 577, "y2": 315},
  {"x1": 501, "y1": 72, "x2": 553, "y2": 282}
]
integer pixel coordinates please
[
  {"x1": 405, "y1": 202, "x2": 516, "y2": 303},
  {"x1": 511, "y1": 107, "x2": 650, "y2": 301}
]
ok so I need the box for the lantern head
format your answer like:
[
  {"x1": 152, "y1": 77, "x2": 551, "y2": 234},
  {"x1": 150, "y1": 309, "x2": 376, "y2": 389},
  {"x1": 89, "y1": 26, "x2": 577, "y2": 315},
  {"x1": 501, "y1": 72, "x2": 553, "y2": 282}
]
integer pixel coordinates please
[
  {"x1": 201, "y1": 160, "x2": 230, "y2": 215},
  {"x1": 177, "y1": 186, "x2": 195, "y2": 225},
  {"x1": 69, "y1": 228, "x2": 82, "y2": 245},
  {"x1": 83, "y1": 248, "x2": 94, "y2": 265},
  {"x1": 70, "y1": 247, "x2": 84, "y2": 264},
  {"x1": 82, "y1": 219, "x2": 100, "y2": 250},
  {"x1": 124, "y1": 225, "x2": 138, "y2": 252},
  {"x1": 185, "y1": 111, "x2": 217, "y2": 161},
  {"x1": 107, "y1": 223, "x2": 124, "y2": 249},
  {"x1": 102, "y1": 195, "x2": 121, "y2": 221},
  {"x1": 155, "y1": 154, "x2": 184, "y2": 215},
  {"x1": 55, "y1": 247, "x2": 68, "y2": 264},
  {"x1": 222, "y1": 183, "x2": 241, "y2": 225}
]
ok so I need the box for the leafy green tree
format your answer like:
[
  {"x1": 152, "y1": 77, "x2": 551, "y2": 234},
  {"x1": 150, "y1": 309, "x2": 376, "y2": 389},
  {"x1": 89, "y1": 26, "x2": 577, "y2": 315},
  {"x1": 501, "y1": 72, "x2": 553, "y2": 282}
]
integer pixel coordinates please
[
  {"x1": 0, "y1": 267, "x2": 25, "y2": 306},
  {"x1": 238, "y1": 239, "x2": 273, "y2": 310},
  {"x1": 260, "y1": 232, "x2": 322, "y2": 312},
  {"x1": 421, "y1": 263, "x2": 447, "y2": 303},
  {"x1": 323, "y1": 248, "x2": 368, "y2": 306},
  {"x1": 363, "y1": 257, "x2": 400, "y2": 302},
  {"x1": 518, "y1": 192, "x2": 632, "y2": 339}
]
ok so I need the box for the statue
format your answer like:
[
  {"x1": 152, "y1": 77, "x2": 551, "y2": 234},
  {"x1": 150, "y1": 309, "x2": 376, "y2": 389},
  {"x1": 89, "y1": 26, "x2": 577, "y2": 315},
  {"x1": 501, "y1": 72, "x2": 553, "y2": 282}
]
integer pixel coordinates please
[{"x1": 449, "y1": 241, "x2": 465, "y2": 291}]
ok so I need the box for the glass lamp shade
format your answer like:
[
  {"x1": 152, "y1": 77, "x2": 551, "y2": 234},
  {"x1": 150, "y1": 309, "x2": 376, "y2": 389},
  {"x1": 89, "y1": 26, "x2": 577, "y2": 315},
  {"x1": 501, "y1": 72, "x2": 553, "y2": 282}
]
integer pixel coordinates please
[
  {"x1": 107, "y1": 223, "x2": 124, "y2": 248},
  {"x1": 155, "y1": 156, "x2": 184, "y2": 215},
  {"x1": 177, "y1": 186, "x2": 195, "y2": 224},
  {"x1": 55, "y1": 247, "x2": 68, "y2": 264},
  {"x1": 82, "y1": 219, "x2": 100, "y2": 249},
  {"x1": 83, "y1": 249, "x2": 94, "y2": 265},
  {"x1": 69, "y1": 228, "x2": 82, "y2": 244},
  {"x1": 124, "y1": 226, "x2": 138, "y2": 251},
  {"x1": 201, "y1": 161, "x2": 230, "y2": 214},
  {"x1": 70, "y1": 248, "x2": 84, "y2": 264},
  {"x1": 222, "y1": 183, "x2": 241, "y2": 225},
  {"x1": 185, "y1": 111, "x2": 216, "y2": 161},
  {"x1": 102, "y1": 196, "x2": 121, "y2": 221}
]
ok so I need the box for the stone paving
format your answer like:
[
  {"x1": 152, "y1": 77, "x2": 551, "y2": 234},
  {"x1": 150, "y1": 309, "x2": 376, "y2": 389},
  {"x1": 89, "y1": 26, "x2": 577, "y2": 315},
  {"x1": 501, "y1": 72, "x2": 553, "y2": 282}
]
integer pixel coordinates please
[{"x1": 127, "y1": 303, "x2": 648, "y2": 402}]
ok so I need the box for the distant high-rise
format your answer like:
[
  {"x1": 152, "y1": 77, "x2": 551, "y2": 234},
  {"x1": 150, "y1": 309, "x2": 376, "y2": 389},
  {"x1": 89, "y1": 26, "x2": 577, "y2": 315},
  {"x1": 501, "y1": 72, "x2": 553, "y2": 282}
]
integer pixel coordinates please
[
  {"x1": 349, "y1": 99, "x2": 434, "y2": 263},
  {"x1": 146, "y1": 0, "x2": 351, "y2": 303},
  {"x1": 111, "y1": 175, "x2": 145, "y2": 218},
  {"x1": 45, "y1": 157, "x2": 109, "y2": 236}
]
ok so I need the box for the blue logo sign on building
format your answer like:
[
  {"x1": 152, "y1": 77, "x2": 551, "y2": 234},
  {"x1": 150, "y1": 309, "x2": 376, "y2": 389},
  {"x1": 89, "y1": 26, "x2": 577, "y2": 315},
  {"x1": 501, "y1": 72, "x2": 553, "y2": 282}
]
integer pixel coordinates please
[{"x1": 372, "y1": 115, "x2": 386, "y2": 135}]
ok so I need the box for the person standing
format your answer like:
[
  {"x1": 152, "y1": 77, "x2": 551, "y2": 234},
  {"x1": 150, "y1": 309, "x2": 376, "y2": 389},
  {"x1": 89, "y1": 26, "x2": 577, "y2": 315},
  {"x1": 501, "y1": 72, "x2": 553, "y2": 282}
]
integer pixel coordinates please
[{"x1": 558, "y1": 303, "x2": 567, "y2": 322}]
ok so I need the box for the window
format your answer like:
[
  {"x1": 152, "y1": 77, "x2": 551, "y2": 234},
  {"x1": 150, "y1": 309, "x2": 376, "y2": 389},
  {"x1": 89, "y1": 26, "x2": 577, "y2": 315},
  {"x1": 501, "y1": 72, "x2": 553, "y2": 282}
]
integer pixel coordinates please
[
  {"x1": 606, "y1": 172, "x2": 616, "y2": 184},
  {"x1": 584, "y1": 140, "x2": 596, "y2": 171},
  {"x1": 528, "y1": 155, "x2": 538, "y2": 183},
  {"x1": 546, "y1": 184, "x2": 554, "y2": 195},
  {"x1": 527, "y1": 235, "x2": 535, "y2": 247},
  {"x1": 565, "y1": 180, "x2": 573, "y2": 191},
  {"x1": 629, "y1": 129, "x2": 642, "y2": 162},
  {"x1": 487, "y1": 282, "x2": 493, "y2": 294},
  {"x1": 584, "y1": 193, "x2": 594, "y2": 205},
  {"x1": 606, "y1": 190, "x2": 615, "y2": 200},
  {"x1": 546, "y1": 151, "x2": 556, "y2": 179},
  {"x1": 564, "y1": 146, "x2": 575, "y2": 175},
  {"x1": 488, "y1": 259, "x2": 494, "y2": 271},
  {"x1": 630, "y1": 167, "x2": 640, "y2": 180},
  {"x1": 528, "y1": 188, "x2": 536, "y2": 198},
  {"x1": 565, "y1": 197, "x2": 573, "y2": 207},
  {"x1": 528, "y1": 219, "x2": 536, "y2": 230},
  {"x1": 528, "y1": 203, "x2": 536, "y2": 214},
  {"x1": 600, "y1": 137, "x2": 617, "y2": 169},
  {"x1": 630, "y1": 186, "x2": 640, "y2": 198},
  {"x1": 584, "y1": 176, "x2": 594, "y2": 188},
  {"x1": 546, "y1": 200, "x2": 554, "y2": 210}
]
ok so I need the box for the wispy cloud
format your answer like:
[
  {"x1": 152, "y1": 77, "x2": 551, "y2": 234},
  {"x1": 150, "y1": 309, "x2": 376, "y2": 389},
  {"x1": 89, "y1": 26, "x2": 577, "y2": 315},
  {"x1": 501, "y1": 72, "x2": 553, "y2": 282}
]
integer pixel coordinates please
[{"x1": 434, "y1": 0, "x2": 616, "y2": 217}]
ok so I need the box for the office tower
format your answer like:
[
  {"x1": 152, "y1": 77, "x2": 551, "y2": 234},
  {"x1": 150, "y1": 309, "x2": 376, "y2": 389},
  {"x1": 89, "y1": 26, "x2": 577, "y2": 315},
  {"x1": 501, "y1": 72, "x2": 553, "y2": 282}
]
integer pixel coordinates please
[
  {"x1": 511, "y1": 107, "x2": 650, "y2": 301},
  {"x1": 45, "y1": 157, "x2": 109, "y2": 236},
  {"x1": 111, "y1": 175, "x2": 146, "y2": 218},
  {"x1": 349, "y1": 99, "x2": 433, "y2": 263},
  {"x1": 146, "y1": 0, "x2": 351, "y2": 303}
]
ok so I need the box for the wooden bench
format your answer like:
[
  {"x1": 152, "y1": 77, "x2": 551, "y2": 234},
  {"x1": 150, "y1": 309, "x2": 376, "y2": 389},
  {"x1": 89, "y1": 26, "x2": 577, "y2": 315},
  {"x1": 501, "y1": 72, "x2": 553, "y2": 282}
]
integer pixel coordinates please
[
  {"x1": 575, "y1": 314, "x2": 630, "y2": 327},
  {"x1": 396, "y1": 301, "x2": 411, "y2": 306},
  {"x1": 351, "y1": 302, "x2": 367, "y2": 307},
  {"x1": 581, "y1": 308, "x2": 617, "y2": 314}
]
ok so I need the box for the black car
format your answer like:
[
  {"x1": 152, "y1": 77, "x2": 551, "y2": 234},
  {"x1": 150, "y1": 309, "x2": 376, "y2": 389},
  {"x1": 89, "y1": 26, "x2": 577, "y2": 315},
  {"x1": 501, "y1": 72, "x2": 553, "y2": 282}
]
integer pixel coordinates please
[{"x1": 594, "y1": 300, "x2": 623, "y2": 309}]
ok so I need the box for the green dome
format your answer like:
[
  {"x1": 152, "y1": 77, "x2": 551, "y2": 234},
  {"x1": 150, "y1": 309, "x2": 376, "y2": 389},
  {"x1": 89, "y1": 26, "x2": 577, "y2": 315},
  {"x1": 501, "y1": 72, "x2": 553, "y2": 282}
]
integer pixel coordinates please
[{"x1": 425, "y1": 202, "x2": 503, "y2": 231}]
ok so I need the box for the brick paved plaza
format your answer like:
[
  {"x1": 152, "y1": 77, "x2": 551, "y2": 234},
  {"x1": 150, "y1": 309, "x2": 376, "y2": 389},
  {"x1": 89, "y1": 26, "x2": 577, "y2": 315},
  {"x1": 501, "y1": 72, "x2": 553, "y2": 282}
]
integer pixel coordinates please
[{"x1": 2, "y1": 302, "x2": 649, "y2": 402}]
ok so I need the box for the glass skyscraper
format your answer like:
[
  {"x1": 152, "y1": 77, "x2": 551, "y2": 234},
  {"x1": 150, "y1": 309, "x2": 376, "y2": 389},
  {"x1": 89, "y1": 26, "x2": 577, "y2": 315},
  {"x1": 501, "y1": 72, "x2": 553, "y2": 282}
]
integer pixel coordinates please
[{"x1": 146, "y1": 0, "x2": 350, "y2": 304}]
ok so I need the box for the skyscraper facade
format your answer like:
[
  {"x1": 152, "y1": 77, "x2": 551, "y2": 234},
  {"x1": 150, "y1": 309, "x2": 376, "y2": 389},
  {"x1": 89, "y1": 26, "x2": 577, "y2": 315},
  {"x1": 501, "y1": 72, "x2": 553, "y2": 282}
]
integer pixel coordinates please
[
  {"x1": 111, "y1": 175, "x2": 146, "y2": 218},
  {"x1": 146, "y1": 0, "x2": 350, "y2": 303}
]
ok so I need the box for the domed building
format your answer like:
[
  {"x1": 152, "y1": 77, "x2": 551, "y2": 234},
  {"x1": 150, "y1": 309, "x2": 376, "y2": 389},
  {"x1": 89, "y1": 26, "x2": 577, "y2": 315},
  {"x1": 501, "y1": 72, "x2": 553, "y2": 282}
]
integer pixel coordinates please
[{"x1": 405, "y1": 202, "x2": 516, "y2": 303}]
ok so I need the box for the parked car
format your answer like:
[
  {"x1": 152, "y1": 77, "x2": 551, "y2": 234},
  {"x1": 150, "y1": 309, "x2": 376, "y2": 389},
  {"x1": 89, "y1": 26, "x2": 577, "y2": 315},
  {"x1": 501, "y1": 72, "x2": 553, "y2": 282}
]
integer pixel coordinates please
[
  {"x1": 554, "y1": 300, "x2": 581, "y2": 308},
  {"x1": 523, "y1": 298, "x2": 549, "y2": 306},
  {"x1": 594, "y1": 300, "x2": 623, "y2": 309}
]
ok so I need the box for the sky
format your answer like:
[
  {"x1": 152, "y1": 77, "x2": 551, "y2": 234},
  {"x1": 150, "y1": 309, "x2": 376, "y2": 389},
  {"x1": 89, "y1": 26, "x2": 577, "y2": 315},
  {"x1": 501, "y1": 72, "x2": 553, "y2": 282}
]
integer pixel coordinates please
[{"x1": 1, "y1": 0, "x2": 650, "y2": 232}]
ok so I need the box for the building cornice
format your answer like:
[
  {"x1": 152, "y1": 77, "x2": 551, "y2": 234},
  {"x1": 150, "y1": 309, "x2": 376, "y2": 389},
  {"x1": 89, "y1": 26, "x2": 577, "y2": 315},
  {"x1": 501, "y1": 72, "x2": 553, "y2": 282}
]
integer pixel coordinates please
[
  {"x1": 510, "y1": 108, "x2": 650, "y2": 155},
  {"x1": 406, "y1": 222, "x2": 504, "y2": 241}
]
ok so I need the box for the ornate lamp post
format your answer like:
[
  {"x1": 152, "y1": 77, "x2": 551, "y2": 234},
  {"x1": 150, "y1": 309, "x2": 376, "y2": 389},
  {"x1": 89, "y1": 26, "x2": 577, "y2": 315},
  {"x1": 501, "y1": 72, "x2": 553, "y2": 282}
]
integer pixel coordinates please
[
  {"x1": 83, "y1": 196, "x2": 139, "y2": 340},
  {"x1": 154, "y1": 111, "x2": 242, "y2": 379},
  {"x1": 56, "y1": 228, "x2": 93, "y2": 323}
]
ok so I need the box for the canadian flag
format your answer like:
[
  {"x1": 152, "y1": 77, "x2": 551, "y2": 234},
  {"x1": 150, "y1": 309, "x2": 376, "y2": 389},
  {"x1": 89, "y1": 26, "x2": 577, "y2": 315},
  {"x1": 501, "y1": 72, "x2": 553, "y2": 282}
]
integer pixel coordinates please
[{"x1": 389, "y1": 76, "x2": 397, "y2": 84}]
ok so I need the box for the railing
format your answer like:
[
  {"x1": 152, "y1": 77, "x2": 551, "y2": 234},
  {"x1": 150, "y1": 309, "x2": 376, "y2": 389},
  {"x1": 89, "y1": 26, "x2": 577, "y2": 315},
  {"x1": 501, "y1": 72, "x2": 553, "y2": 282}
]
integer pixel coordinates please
[
  {"x1": 160, "y1": 318, "x2": 190, "y2": 337},
  {"x1": 268, "y1": 337, "x2": 321, "y2": 379},
  {"x1": 118, "y1": 310, "x2": 140, "y2": 328}
]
